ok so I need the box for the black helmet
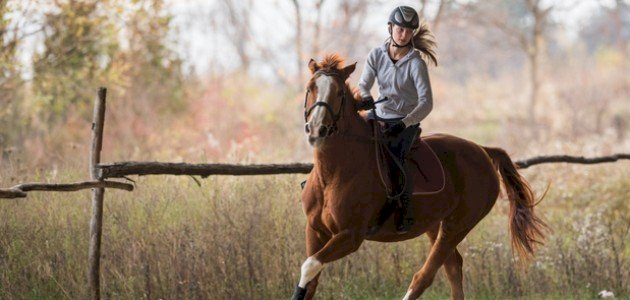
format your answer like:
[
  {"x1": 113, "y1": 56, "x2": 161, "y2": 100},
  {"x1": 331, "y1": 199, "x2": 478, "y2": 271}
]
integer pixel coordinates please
[{"x1": 388, "y1": 6, "x2": 419, "y2": 29}]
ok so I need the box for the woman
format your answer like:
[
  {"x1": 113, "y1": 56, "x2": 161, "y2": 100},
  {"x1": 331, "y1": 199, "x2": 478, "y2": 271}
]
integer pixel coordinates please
[{"x1": 357, "y1": 5, "x2": 437, "y2": 234}]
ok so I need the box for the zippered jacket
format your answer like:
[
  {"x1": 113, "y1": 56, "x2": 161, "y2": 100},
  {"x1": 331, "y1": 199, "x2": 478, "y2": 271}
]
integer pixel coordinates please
[{"x1": 358, "y1": 41, "x2": 433, "y2": 127}]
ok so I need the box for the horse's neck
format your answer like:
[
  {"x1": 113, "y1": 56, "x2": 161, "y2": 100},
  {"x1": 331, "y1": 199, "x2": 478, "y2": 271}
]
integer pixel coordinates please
[{"x1": 313, "y1": 99, "x2": 374, "y2": 178}]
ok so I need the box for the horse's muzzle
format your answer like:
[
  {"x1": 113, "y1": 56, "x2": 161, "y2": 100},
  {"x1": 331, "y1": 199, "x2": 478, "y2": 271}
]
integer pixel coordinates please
[{"x1": 305, "y1": 123, "x2": 337, "y2": 147}]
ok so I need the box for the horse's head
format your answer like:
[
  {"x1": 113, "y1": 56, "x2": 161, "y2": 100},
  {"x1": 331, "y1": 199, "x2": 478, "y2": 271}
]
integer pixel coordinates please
[{"x1": 303, "y1": 55, "x2": 356, "y2": 148}]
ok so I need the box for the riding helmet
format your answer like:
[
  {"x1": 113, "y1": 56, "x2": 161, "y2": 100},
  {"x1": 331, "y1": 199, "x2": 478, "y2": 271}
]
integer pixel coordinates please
[{"x1": 388, "y1": 6, "x2": 419, "y2": 29}]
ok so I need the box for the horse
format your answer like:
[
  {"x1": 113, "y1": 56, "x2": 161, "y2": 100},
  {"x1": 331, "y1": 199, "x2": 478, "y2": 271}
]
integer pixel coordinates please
[{"x1": 291, "y1": 54, "x2": 548, "y2": 300}]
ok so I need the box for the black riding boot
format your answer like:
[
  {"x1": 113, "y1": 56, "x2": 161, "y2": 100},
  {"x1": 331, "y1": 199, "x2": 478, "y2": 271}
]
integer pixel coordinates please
[
  {"x1": 395, "y1": 189, "x2": 414, "y2": 234},
  {"x1": 395, "y1": 161, "x2": 415, "y2": 234}
]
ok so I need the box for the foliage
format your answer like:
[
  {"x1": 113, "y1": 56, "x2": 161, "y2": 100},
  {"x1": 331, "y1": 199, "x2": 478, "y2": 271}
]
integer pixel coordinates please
[
  {"x1": 31, "y1": 0, "x2": 121, "y2": 125},
  {"x1": 0, "y1": 1, "x2": 25, "y2": 154},
  {"x1": 116, "y1": 0, "x2": 187, "y2": 114}
]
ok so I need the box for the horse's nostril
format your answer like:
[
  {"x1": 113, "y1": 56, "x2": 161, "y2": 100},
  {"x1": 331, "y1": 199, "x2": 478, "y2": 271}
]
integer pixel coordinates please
[
  {"x1": 318, "y1": 126, "x2": 328, "y2": 137},
  {"x1": 305, "y1": 124, "x2": 311, "y2": 134}
]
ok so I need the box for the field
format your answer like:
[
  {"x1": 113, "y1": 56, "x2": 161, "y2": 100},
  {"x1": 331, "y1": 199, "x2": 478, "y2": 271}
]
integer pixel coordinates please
[{"x1": 1, "y1": 160, "x2": 627, "y2": 299}]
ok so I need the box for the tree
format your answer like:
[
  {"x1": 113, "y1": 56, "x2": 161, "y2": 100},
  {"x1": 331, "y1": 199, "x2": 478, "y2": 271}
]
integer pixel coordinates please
[
  {"x1": 31, "y1": 0, "x2": 120, "y2": 125},
  {"x1": 118, "y1": 0, "x2": 187, "y2": 114},
  {"x1": 219, "y1": 0, "x2": 253, "y2": 74},
  {"x1": 580, "y1": 0, "x2": 629, "y2": 54},
  {"x1": 0, "y1": 1, "x2": 39, "y2": 157},
  {"x1": 418, "y1": 0, "x2": 454, "y2": 32},
  {"x1": 461, "y1": 0, "x2": 554, "y2": 128},
  {"x1": 290, "y1": 0, "x2": 305, "y2": 84}
]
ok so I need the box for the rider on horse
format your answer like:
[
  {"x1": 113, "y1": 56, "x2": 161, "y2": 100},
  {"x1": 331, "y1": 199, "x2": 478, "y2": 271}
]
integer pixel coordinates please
[{"x1": 357, "y1": 6, "x2": 436, "y2": 234}]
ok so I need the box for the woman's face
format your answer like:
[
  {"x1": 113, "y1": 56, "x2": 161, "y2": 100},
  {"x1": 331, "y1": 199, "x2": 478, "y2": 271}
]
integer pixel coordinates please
[{"x1": 391, "y1": 24, "x2": 414, "y2": 46}]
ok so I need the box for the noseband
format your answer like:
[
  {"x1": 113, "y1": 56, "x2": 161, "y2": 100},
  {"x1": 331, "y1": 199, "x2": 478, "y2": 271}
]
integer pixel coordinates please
[{"x1": 303, "y1": 70, "x2": 347, "y2": 136}]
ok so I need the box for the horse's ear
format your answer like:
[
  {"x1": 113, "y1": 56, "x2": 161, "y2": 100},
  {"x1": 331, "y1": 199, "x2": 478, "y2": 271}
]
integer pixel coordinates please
[
  {"x1": 308, "y1": 59, "x2": 319, "y2": 74},
  {"x1": 341, "y1": 62, "x2": 357, "y2": 79}
]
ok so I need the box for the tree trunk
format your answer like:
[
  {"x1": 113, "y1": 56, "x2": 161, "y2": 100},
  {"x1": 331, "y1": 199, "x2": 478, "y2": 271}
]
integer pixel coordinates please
[
  {"x1": 312, "y1": 0, "x2": 326, "y2": 58},
  {"x1": 291, "y1": 0, "x2": 304, "y2": 85}
]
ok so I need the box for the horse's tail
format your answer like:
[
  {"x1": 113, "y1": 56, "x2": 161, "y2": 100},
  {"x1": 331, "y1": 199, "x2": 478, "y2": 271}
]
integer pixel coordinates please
[{"x1": 483, "y1": 147, "x2": 549, "y2": 261}]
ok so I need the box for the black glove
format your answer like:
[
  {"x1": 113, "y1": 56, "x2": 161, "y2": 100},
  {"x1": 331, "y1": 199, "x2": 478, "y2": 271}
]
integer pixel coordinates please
[
  {"x1": 356, "y1": 96, "x2": 375, "y2": 111},
  {"x1": 384, "y1": 120, "x2": 406, "y2": 136}
]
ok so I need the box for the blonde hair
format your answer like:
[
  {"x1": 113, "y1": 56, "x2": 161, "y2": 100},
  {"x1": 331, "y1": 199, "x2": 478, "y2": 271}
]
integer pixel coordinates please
[{"x1": 411, "y1": 22, "x2": 438, "y2": 66}]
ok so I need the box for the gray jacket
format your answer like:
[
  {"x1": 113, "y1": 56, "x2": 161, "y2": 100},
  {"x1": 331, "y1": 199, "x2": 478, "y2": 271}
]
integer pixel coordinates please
[{"x1": 358, "y1": 42, "x2": 433, "y2": 127}]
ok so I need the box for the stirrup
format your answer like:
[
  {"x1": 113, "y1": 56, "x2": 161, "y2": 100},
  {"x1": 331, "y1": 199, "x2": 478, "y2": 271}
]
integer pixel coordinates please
[
  {"x1": 300, "y1": 179, "x2": 307, "y2": 190},
  {"x1": 395, "y1": 217, "x2": 414, "y2": 234}
]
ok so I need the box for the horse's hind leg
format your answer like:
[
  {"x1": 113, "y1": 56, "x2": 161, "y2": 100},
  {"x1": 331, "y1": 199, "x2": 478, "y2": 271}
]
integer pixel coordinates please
[
  {"x1": 404, "y1": 226, "x2": 469, "y2": 300},
  {"x1": 426, "y1": 225, "x2": 464, "y2": 300}
]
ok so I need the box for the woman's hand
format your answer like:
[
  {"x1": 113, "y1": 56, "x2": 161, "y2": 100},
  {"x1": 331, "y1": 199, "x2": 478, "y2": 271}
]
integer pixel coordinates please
[{"x1": 356, "y1": 96, "x2": 375, "y2": 111}]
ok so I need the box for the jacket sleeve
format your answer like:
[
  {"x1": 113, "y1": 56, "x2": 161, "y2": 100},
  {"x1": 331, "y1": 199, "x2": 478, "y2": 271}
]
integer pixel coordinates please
[
  {"x1": 358, "y1": 49, "x2": 377, "y2": 99},
  {"x1": 402, "y1": 59, "x2": 433, "y2": 127}
]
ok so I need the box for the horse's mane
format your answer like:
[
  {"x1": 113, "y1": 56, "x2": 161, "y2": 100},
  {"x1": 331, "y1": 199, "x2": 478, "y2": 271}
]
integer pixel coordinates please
[
  {"x1": 318, "y1": 53, "x2": 343, "y2": 72},
  {"x1": 318, "y1": 53, "x2": 362, "y2": 102}
]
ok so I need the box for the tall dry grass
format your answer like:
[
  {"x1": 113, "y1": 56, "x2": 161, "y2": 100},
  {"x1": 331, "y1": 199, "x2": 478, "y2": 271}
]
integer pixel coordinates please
[{"x1": 0, "y1": 160, "x2": 627, "y2": 299}]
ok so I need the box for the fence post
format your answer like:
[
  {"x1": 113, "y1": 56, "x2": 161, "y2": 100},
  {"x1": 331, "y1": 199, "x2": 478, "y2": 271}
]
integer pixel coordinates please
[{"x1": 88, "y1": 87, "x2": 107, "y2": 300}]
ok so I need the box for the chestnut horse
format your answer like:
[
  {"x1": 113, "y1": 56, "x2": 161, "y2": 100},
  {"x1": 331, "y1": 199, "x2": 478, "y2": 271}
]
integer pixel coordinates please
[{"x1": 292, "y1": 54, "x2": 547, "y2": 300}]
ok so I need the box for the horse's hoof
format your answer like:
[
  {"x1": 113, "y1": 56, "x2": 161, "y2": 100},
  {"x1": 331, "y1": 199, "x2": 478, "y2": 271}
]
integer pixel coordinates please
[{"x1": 291, "y1": 285, "x2": 307, "y2": 300}]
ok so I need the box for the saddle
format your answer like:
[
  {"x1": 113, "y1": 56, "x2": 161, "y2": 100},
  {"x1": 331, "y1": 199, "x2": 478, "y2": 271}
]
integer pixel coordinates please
[
  {"x1": 408, "y1": 137, "x2": 445, "y2": 195},
  {"x1": 376, "y1": 131, "x2": 445, "y2": 195}
]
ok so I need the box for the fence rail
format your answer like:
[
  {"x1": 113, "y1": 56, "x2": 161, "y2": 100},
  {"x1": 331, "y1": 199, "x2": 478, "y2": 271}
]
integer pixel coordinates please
[
  {"x1": 94, "y1": 154, "x2": 630, "y2": 179},
  {"x1": 0, "y1": 180, "x2": 133, "y2": 199}
]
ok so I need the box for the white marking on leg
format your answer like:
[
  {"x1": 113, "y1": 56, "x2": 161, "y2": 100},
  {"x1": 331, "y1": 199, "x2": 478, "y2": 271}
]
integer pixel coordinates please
[
  {"x1": 298, "y1": 256, "x2": 324, "y2": 288},
  {"x1": 402, "y1": 288, "x2": 413, "y2": 300}
]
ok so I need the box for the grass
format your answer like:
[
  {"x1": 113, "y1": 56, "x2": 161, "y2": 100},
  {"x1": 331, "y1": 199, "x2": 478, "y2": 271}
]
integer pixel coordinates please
[{"x1": 0, "y1": 162, "x2": 628, "y2": 299}]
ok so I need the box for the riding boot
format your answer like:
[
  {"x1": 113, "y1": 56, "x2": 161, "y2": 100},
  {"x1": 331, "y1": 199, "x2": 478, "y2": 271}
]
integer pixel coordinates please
[
  {"x1": 395, "y1": 164, "x2": 414, "y2": 234},
  {"x1": 366, "y1": 195, "x2": 397, "y2": 236},
  {"x1": 395, "y1": 190, "x2": 414, "y2": 234}
]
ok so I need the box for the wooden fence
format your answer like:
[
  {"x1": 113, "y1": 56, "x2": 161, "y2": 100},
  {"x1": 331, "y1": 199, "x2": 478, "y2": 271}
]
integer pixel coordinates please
[{"x1": 0, "y1": 87, "x2": 628, "y2": 299}]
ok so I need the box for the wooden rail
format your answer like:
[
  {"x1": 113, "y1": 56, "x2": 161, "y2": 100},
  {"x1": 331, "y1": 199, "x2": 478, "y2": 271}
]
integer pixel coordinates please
[
  {"x1": 515, "y1": 153, "x2": 630, "y2": 168},
  {"x1": 96, "y1": 162, "x2": 313, "y2": 178},
  {"x1": 0, "y1": 180, "x2": 133, "y2": 199},
  {"x1": 93, "y1": 154, "x2": 630, "y2": 179}
]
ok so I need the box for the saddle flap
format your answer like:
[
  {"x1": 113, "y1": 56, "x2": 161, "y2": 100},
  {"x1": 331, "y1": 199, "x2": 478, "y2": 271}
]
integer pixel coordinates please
[
  {"x1": 408, "y1": 137, "x2": 445, "y2": 195},
  {"x1": 370, "y1": 120, "x2": 445, "y2": 195}
]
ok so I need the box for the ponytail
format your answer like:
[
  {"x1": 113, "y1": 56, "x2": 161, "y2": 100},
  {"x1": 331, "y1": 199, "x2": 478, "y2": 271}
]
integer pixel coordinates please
[{"x1": 411, "y1": 22, "x2": 438, "y2": 66}]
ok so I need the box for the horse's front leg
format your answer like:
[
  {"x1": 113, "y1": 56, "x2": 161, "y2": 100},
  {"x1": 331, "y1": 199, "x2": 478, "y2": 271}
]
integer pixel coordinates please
[
  {"x1": 292, "y1": 227, "x2": 365, "y2": 300},
  {"x1": 292, "y1": 225, "x2": 329, "y2": 300}
]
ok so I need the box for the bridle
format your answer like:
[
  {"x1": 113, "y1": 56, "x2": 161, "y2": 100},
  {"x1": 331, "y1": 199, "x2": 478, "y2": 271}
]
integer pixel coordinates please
[{"x1": 303, "y1": 70, "x2": 347, "y2": 136}]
